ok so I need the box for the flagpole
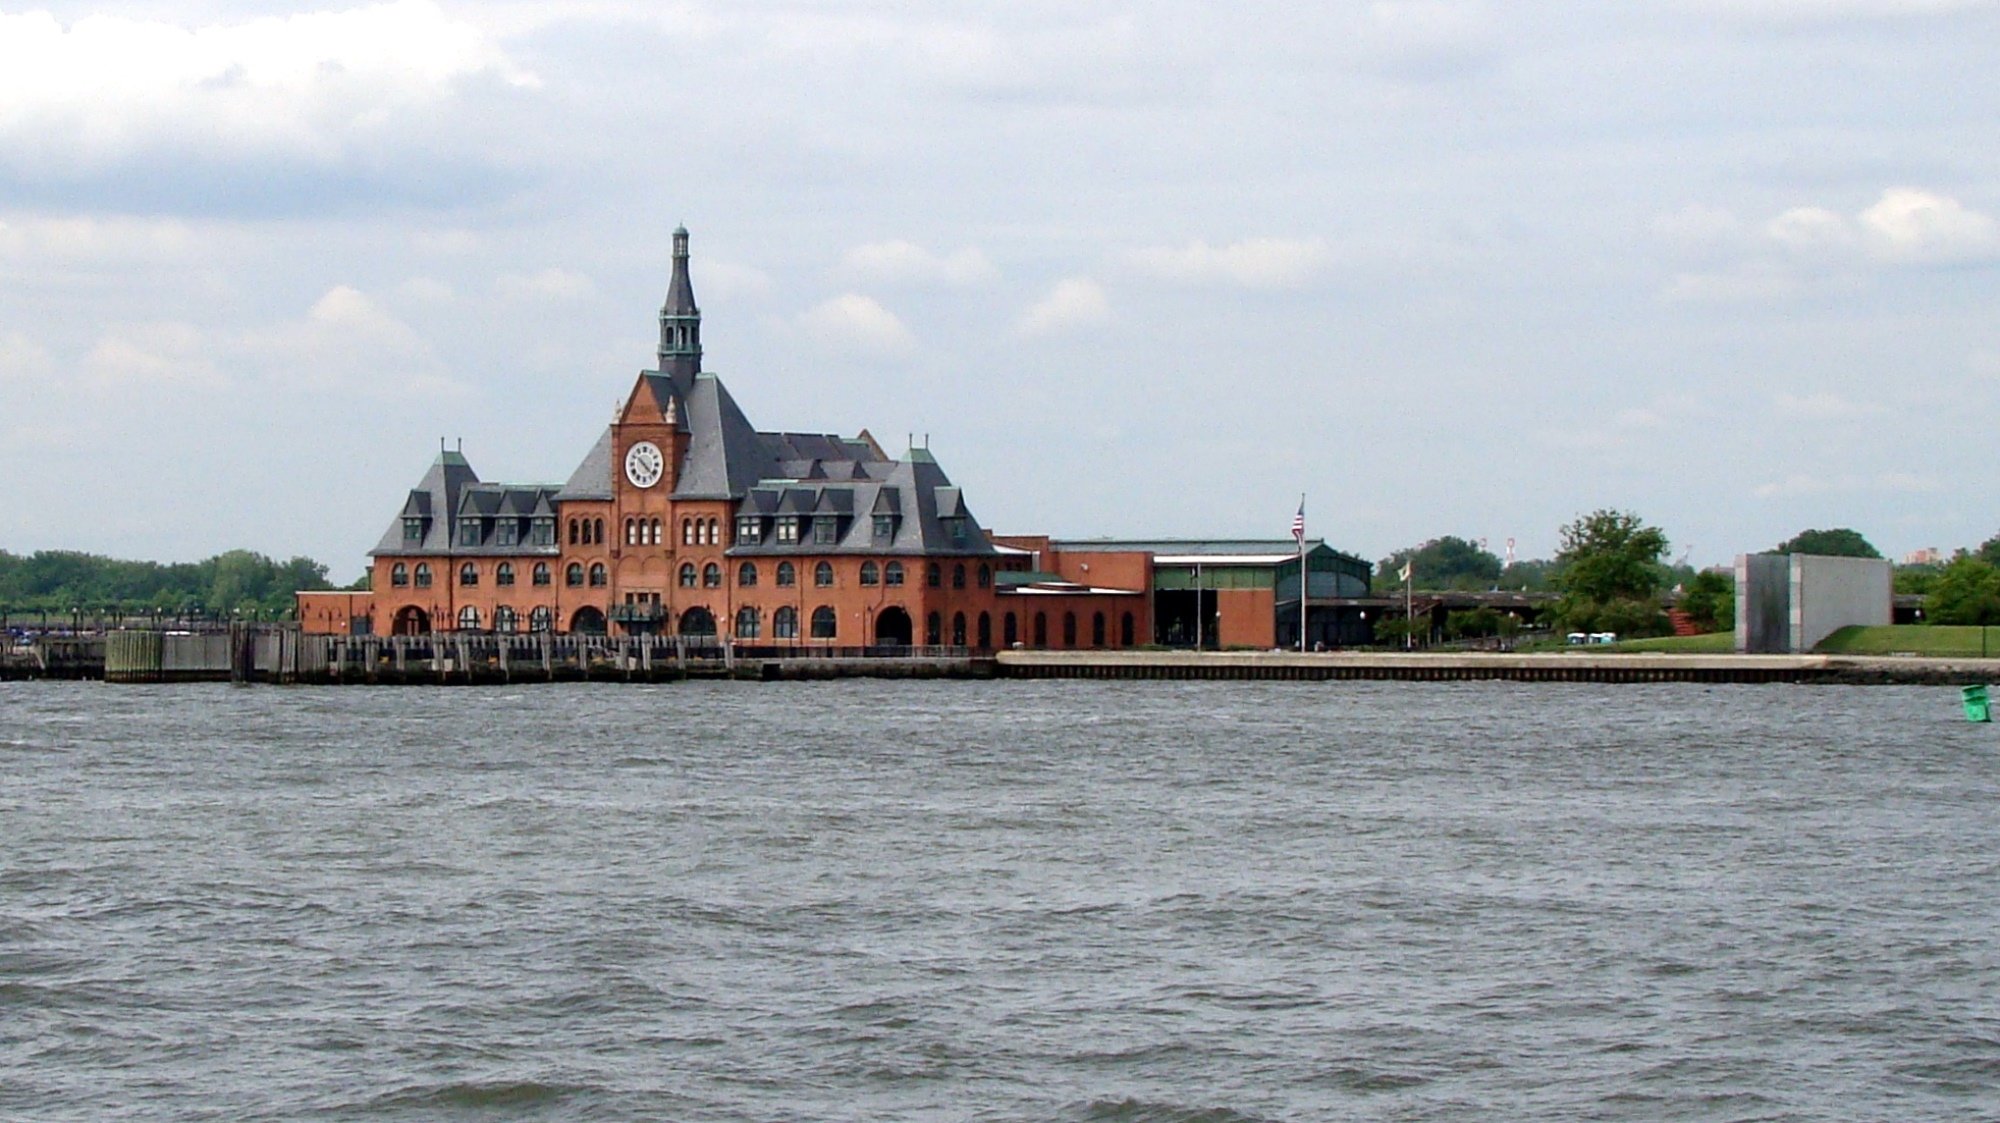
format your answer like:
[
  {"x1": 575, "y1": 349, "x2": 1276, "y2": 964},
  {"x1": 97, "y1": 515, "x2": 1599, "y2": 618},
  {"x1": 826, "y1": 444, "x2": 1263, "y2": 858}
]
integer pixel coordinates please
[
  {"x1": 1297, "y1": 493, "x2": 1307, "y2": 652},
  {"x1": 1405, "y1": 564, "x2": 1413, "y2": 651}
]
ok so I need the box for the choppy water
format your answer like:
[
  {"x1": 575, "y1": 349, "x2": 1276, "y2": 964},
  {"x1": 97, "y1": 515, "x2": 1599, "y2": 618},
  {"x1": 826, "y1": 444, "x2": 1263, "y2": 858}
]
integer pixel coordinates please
[{"x1": 3, "y1": 680, "x2": 1999, "y2": 1121}]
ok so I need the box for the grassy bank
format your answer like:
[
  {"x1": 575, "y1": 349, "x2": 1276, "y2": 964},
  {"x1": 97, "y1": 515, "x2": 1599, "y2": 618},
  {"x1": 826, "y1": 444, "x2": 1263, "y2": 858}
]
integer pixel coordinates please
[
  {"x1": 1603, "y1": 633, "x2": 1735, "y2": 654},
  {"x1": 1817, "y1": 625, "x2": 2000, "y2": 657}
]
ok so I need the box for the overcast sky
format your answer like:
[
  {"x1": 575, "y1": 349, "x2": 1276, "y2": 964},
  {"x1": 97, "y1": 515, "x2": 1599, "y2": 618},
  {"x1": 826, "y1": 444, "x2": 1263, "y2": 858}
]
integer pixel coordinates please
[{"x1": 2, "y1": 0, "x2": 1996, "y2": 579}]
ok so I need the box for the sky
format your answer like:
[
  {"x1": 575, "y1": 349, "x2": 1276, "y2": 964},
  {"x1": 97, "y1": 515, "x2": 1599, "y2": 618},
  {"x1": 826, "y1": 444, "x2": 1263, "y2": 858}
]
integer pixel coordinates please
[{"x1": 2, "y1": 0, "x2": 1997, "y2": 580}]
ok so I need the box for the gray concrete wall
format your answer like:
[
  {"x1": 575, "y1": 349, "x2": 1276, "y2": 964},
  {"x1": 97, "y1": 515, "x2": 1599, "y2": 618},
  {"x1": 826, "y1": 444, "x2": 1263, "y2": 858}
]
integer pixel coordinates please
[
  {"x1": 1790, "y1": 554, "x2": 1891, "y2": 652},
  {"x1": 1737, "y1": 552, "x2": 1791, "y2": 653}
]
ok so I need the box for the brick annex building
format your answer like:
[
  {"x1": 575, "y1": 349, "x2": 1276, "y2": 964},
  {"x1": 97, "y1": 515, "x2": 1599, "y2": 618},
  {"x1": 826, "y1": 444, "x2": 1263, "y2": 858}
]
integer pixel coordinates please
[{"x1": 300, "y1": 231, "x2": 1372, "y2": 649}]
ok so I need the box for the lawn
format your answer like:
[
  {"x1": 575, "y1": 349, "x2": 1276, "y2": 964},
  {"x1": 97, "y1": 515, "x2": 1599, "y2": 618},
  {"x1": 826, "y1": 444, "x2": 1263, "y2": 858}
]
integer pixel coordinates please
[
  {"x1": 1816, "y1": 625, "x2": 2000, "y2": 657},
  {"x1": 1602, "y1": 632, "x2": 1735, "y2": 654}
]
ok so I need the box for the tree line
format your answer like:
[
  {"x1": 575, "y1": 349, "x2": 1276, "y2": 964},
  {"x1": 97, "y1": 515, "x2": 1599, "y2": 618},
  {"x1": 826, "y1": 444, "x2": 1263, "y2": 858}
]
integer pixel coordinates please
[
  {"x1": 1377, "y1": 517, "x2": 1998, "y2": 637},
  {"x1": 0, "y1": 549, "x2": 335, "y2": 620}
]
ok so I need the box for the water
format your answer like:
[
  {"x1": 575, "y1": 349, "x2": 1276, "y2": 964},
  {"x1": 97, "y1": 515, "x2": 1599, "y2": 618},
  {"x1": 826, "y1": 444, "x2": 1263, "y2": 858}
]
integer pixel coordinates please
[{"x1": 3, "y1": 680, "x2": 1998, "y2": 1121}]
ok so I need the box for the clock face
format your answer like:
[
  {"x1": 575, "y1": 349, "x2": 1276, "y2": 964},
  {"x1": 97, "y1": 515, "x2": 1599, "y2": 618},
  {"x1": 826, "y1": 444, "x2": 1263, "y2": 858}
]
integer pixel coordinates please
[{"x1": 624, "y1": 441, "x2": 665, "y2": 489}]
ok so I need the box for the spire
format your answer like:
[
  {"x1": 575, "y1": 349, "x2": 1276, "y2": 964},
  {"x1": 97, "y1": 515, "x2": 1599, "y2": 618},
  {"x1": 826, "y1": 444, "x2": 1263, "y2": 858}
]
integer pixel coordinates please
[{"x1": 658, "y1": 225, "x2": 701, "y2": 383}]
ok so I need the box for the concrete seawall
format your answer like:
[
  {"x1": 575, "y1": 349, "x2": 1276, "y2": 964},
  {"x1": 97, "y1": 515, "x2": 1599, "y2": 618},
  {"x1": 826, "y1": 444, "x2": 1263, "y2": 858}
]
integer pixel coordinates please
[{"x1": 994, "y1": 650, "x2": 2000, "y2": 685}]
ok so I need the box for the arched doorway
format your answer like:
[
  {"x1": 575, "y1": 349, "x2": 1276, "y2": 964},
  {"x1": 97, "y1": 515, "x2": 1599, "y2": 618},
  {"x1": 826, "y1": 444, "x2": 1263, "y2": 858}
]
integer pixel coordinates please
[
  {"x1": 569, "y1": 606, "x2": 607, "y2": 634},
  {"x1": 875, "y1": 606, "x2": 913, "y2": 646},
  {"x1": 391, "y1": 606, "x2": 430, "y2": 635},
  {"x1": 679, "y1": 606, "x2": 717, "y2": 636}
]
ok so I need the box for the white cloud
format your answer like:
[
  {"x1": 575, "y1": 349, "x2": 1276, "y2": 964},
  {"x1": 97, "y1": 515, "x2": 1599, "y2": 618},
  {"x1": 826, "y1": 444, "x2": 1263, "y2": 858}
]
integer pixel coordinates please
[
  {"x1": 82, "y1": 322, "x2": 224, "y2": 390},
  {"x1": 1018, "y1": 277, "x2": 1111, "y2": 337},
  {"x1": 1662, "y1": 263, "x2": 1801, "y2": 302},
  {"x1": 494, "y1": 268, "x2": 595, "y2": 302},
  {"x1": 840, "y1": 240, "x2": 997, "y2": 287},
  {"x1": 240, "y1": 285, "x2": 460, "y2": 396},
  {"x1": 1765, "y1": 206, "x2": 1855, "y2": 254},
  {"x1": 1686, "y1": 0, "x2": 1992, "y2": 21},
  {"x1": 1651, "y1": 204, "x2": 1743, "y2": 250},
  {"x1": 393, "y1": 277, "x2": 455, "y2": 304},
  {"x1": 1753, "y1": 472, "x2": 1829, "y2": 498},
  {"x1": 1857, "y1": 187, "x2": 2000, "y2": 264},
  {"x1": 1774, "y1": 391, "x2": 1882, "y2": 419},
  {"x1": 1754, "y1": 470, "x2": 1943, "y2": 498},
  {"x1": 0, "y1": 331, "x2": 53, "y2": 384},
  {"x1": 697, "y1": 261, "x2": 775, "y2": 302},
  {"x1": 1129, "y1": 237, "x2": 1331, "y2": 289},
  {"x1": 798, "y1": 294, "x2": 916, "y2": 357},
  {"x1": 0, "y1": 213, "x2": 196, "y2": 262}
]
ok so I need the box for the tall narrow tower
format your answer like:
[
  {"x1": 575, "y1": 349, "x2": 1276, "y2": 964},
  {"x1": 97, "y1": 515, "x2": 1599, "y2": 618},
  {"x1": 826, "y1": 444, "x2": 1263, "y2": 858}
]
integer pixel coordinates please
[{"x1": 657, "y1": 226, "x2": 701, "y2": 384}]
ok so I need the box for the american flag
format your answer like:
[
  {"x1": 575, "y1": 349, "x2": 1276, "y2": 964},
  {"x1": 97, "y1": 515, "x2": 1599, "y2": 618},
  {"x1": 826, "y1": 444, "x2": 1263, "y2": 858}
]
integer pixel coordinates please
[{"x1": 1290, "y1": 500, "x2": 1305, "y2": 542}]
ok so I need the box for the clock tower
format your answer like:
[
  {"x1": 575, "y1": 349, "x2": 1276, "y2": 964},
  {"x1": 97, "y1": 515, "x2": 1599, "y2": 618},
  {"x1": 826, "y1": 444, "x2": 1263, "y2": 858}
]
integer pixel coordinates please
[{"x1": 658, "y1": 226, "x2": 701, "y2": 385}]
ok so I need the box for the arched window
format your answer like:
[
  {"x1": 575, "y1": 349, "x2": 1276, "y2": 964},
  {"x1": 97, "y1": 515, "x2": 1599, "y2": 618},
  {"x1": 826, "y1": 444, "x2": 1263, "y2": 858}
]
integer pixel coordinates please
[
  {"x1": 978, "y1": 563, "x2": 991, "y2": 589},
  {"x1": 926, "y1": 612, "x2": 942, "y2": 646},
  {"x1": 649, "y1": 518, "x2": 661, "y2": 545},
  {"x1": 415, "y1": 564, "x2": 432, "y2": 588},
  {"x1": 624, "y1": 518, "x2": 636, "y2": 545},
  {"x1": 952, "y1": 564, "x2": 966, "y2": 589},
  {"x1": 494, "y1": 605, "x2": 518, "y2": 634},
  {"x1": 460, "y1": 562, "x2": 479, "y2": 586},
  {"x1": 978, "y1": 612, "x2": 991, "y2": 649},
  {"x1": 593, "y1": 518, "x2": 604, "y2": 544},
  {"x1": 390, "y1": 562, "x2": 408, "y2": 587},
  {"x1": 1034, "y1": 612, "x2": 1048, "y2": 646},
  {"x1": 735, "y1": 606, "x2": 760, "y2": 639},
  {"x1": 951, "y1": 612, "x2": 966, "y2": 646},
  {"x1": 1121, "y1": 612, "x2": 1135, "y2": 646},
  {"x1": 737, "y1": 562, "x2": 758, "y2": 587},
  {"x1": 1063, "y1": 612, "x2": 1077, "y2": 647},
  {"x1": 703, "y1": 562, "x2": 722, "y2": 588},
  {"x1": 810, "y1": 605, "x2": 837, "y2": 639},
  {"x1": 682, "y1": 518, "x2": 694, "y2": 545},
  {"x1": 776, "y1": 562, "x2": 796, "y2": 587},
  {"x1": 532, "y1": 563, "x2": 550, "y2": 587},
  {"x1": 589, "y1": 562, "x2": 607, "y2": 587},
  {"x1": 1004, "y1": 612, "x2": 1018, "y2": 647},
  {"x1": 885, "y1": 561, "x2": 905, "y2": 587},
  {"x1": 565, "y1": 562, "x2": 584, "y2": 587},
  {"x1": 496, "y1": 562, "x2": 515, "y2": 587},
  {"x1": 773, "y1": 606, "x2": 798, "y2": 639},
  {"x1": 860, "y1": 561, "x2": 879, "y2": 586},
  {"x1": 707, "y1": 517, "x2": 719, "y2": 544},
  {"x1": 927, "y1": 562, "x2": 942, "y2": 588},
  {"x1": 679, "y1": 562, "x2": 697, "y2": 587},
  {"x1": 567, "y1": 518, "x2": 578, "y2": 545},
  {"x1": 815, "y1": 561, "x2": 834, "y2": 587},
  {"x1": 529, "y1": 606, "x2": 552, "y2": 632},
  {"x1": 1092, "y1": 611, "x2": 1106, "y2": 647},
  {"x1": 457, "y1": 605, "x2": 480, "y2": 630}
]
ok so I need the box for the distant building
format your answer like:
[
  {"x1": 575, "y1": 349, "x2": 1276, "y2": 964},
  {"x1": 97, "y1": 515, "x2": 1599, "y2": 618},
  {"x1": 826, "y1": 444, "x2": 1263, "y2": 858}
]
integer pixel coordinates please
[
  {"x1": 299, "y1": 231, "x2": 1372, "y2": 649},
  {"x1": 1902, "y1": 547, "x2": 1942, "y2": 566}
]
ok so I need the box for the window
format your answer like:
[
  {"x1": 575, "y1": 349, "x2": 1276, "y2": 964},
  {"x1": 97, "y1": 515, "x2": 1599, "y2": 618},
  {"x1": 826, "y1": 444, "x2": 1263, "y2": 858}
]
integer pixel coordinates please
[
  {"x1": 568, "y1": 519, "x2": 578, "y2": 546},
  {"x1": 497, "y1": 521, "x2": 519, "y2": 547},
  {"x1": 530, "y1": 606, "x2": 552, "y2": 632},
  {"x1": 814, "y1": 561, "x2": 834, "y2": 587},
  {"x1": 593, "y1": 518, "x2": 604, "y2": 544},
  {"x1": 952, "y1": 564, "x2": 965, "y2": 589},
  {"x1": 814, "y1": 518, "x2": 838, "y2": 545},
  {"x1": 1121, "y1": 612, "x2": 1135, "y2": 646},
  {"x1": 977, "y1": 564, "x2": 990, "y2": 589},
  {"x1": 679, "y1": 562, "x2": 698, "y2": 588},
  {"x1": 390, "y1": 563, "x2": 408, "y2": 588},
  {"x1": 736, "y1": 516, "x2": 761, "y2": 544},
  {"x1": 532, "y1": 563, "x2": 550, "y2": 587},
  {"x1": 885, "y1": 561, "x2": 905, "y2": 587},
  {"x1": 496, "y1": 562, "x2": 515, "y2": 587},
  {"x1": 776, "y1": 562, "x2": 796, "y2": 587},
  {"x1": 1092, "y1": 612, "x2": 1106, "y2": 647},
  {"x1": 810, "y1": 605, "x2": 837, "y2": 639},
  {"x1": 403, "y1": 518, "x2": 423, "y2": 542},
  {"x1": 565, "y1": 562, "x2": 584, "y2": 587},
  {"x1": 703, "y1": 562, "x2": 722, "y2": 588},
  {"x1": 459, "y1": 519, "x2": 481, "y2": 547},
  {"x1": 873, "y1": 515, "x2": 895, "y2": 542},
  {"x1": 707, "y1": 518, "x2": 719, "y2": 544},
  {"x1": 926, "y1": 612, "x2": 942, "y2": 646},
  {"x1": 650, "y1": 518, "x2": 662, "y2": 545},
  {"x1": 776, "y1": 516, "x2": 799, "y2": 544},
  {"x1": 978, "y1": 612, "x2": 991, "y2": 649},
  {"x1": 927, "y1": 562, "x2": 941, "y2": 588},
  {"x1": 1063, "y1": 612, "x2": 1077, "y2": 647},
  {"x1": 950, "y1": 519, "x2": 967, "y2": 545},
  {"x1": 952, "y1": 612, "x2": 966, "y2": 646},
  {"x1": 860, "y1": 561, "x2": 879, "y2": 586},
  {"x1": 415, "y1": 564, "x2": 433, "y2": 588},
  {"x1": 1004, "y1": 613, "x2": 1018, "y2": 646},
  {"x1": 589, "y1": 563, "x2": 607, "y2": 587},
  {"x1": 773, "y1": 606, "x2": 798, "y2": 639},
  {"x1": 1034, "y1": 612, "x2": 1047, "y2": 646},
  {"x1": 625, "y1": 518, "x2": 637, "y2": 545},
  {"x1": 682, "y1": 519, "x2": 694, "y2": 545},
  {"x1": 494, "y1": 606, "x2": 518, "y2": 634},
  {"x1": 738, "y1": 562, "x2": 758, "y2": 587},
  {"x1": 532, "y1": 519, "x2": 554, "y2": 547},
  {"x1": 459, "y1": 562, "x2": 479, "y2": 587},
  {"x1": 735, "y1": 606, "x2": 760, "y2": 639},
  {"x1": 457, "y1": 605, "x2": 480, "y2": 630}
]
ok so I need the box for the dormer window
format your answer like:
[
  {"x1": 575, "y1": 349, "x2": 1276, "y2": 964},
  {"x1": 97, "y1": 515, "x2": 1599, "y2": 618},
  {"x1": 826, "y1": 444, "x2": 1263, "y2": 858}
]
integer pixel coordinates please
[
  {"x1": 948, "y1": 518, "x2": 968, "y2": 545},
  {"x1": 496, "y1": 520, "x2": 519, "y2": 547},
  {"x1": 813, "y1": 517, "x2": 838, "y2": 545},
  {"x1": 873, "y1": 515, "x2": 895, "y2": 542},
  {"x1": 458, "y1": 518, "x2": 481, "y2": 547},
  {"x1": 776, "y1": 516, "x2": 799, "y2": 544},
  {"x1": 531, "y1": 518, "x2": 554, "y2": 546},
  {"x1": 736, "y1": 516, "x2": 761, "y2": 544},
  {"x1": 402, "y1": 518, "x2": 424, "y2": 542}
]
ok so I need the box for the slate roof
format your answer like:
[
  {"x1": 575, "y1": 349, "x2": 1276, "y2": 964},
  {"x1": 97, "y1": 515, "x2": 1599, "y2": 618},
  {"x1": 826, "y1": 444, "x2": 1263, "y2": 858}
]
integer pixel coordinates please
[{"x1": 372, "y1": 450, "x2": 562, "y2": 557}]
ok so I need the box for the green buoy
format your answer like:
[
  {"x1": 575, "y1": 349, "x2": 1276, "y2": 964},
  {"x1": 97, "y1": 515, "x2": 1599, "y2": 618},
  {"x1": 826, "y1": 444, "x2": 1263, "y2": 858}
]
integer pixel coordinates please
[{"x1": 1963, "y1": 684, "x2": 1991, "y2": 723}]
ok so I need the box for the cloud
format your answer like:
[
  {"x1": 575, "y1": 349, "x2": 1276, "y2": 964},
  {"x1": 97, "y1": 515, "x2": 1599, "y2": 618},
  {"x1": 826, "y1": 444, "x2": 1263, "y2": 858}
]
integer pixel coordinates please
[
  {"x1": 840, "y1": 240, "x2": 997, "y2": 286},
  {"x1": 1129, "y1": 237, "x2": 1331, "y2": 288},
  {"x1": 240, "y1": 285, "x2": 460, "y2": 396},
  {"x1": 1651, "y1": 204, "x2": 1744, "y2": 251},
  {"x1": 798, "y1": 294, "x2": 916, "y2": 357},
  {"x1": 0, "y1": 213, "x2": 197, "y2": 263},
  {"x1": 494, "y1": 268, "x2": 595, "y2": 302},
  {"x1": 1765, "y1": 206, "x2": 1855, "y2": 254},
  {"x1": 697, "y1": 261, "x2": 775, "y2": 302},
  {"x1": 1754, "y1": 470, "x2": 1943, "y2": 498},
  {"x1": 1858, "y1": 187, "x2": 2000, "y2": 264},
  {"x1": 82, "y1": 322, "x2": 224, "y2": 390},
  {"x1": 0, "y1": 331, "x2": 53, "y2": 384},
  {"x1": 1774, "y1": 391, "x2": 1882, "y2": 419},
  {"x1": 1685, "y1": 0, "x2": 1992, "y2": 21},
  {"x1": 1018, "y1": 277, "x2": 1110, "y2": 337},
  {"x1": 1662, "y1": 263, "x2": 1801, "y2": 302},
  {"x1": 393, "y1": 277, "x2": 455, "y2": 304}
]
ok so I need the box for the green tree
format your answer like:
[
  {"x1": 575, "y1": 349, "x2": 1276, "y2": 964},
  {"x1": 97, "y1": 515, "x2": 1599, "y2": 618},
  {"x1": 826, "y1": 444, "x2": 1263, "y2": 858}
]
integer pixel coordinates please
[
  {"x1": 1774, "y1": 528, "x2": 1881, "y2": 558},
  {"x1": 1976, "y1": 534, "x2": 2000, "y2": 568},
  {"x1": 1895, "y1": 564, "x2": 1941, "y2": 597},
  {"x1": 1925, "y1": 556, "x2": 2000, "y2": 625},
  {"x1": 1552, "y1": 509, "x2": 1671, "y2": 635},
  {"x1": 1378, "y1": 536, "x2": 1504, "y2": 591},
  {"x1": 1677, "y1": 569, "x2": 1734, "y2": 633}
]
